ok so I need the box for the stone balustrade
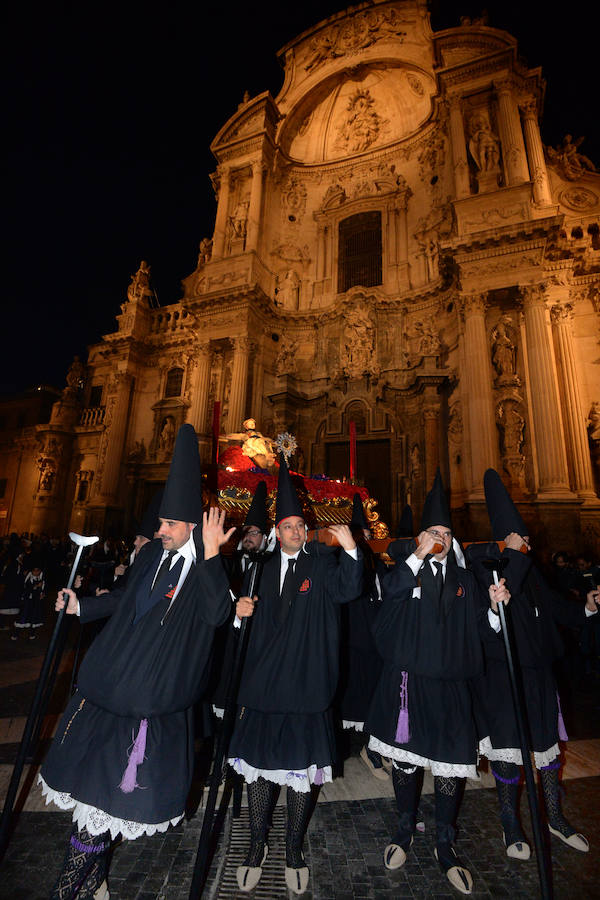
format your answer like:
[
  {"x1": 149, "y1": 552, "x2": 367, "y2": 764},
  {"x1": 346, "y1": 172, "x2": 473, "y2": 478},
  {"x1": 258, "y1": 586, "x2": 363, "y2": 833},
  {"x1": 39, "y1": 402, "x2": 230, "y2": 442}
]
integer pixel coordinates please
[
  {"x1": 149, "y1": 306, "x2": 190, "y2": 335},
  {"x1": 79, "y1": 406, "x2": 105, "y2": 427}
]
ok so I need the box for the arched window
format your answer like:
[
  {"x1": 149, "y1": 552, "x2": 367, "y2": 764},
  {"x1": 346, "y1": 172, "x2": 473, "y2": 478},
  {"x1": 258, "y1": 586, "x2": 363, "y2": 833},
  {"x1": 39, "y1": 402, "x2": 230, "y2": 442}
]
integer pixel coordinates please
[
  {"x1": 164, "y1": 367, "x2": 183, "y2": 398},
  {"x1": 338, "y1": 211, "x2": 382, "y2": 293}
]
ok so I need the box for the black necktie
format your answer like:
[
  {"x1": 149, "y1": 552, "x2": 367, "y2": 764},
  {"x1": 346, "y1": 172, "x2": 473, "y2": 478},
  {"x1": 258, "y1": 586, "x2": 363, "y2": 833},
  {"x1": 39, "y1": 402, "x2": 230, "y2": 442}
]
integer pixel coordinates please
[
  {"x1": 433, "y1": 561, "x2": 443, "y2": 618},
  {"x1": 279, "y1": 557, "x2": 296, "y2": 623},
  {"x1": 151, "y1": 550, "x2": 177, "y2": 594}
]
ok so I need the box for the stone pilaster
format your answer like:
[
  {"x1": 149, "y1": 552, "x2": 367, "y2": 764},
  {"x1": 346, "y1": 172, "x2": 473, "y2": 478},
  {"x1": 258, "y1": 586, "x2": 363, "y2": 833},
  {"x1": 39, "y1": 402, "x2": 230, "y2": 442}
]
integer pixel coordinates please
[
  {"x1": 521, "y1": 286, "x2": 573, "y2": 496},
  {"x1": 246, "y1": 162, "x2": 265, "y2": 253},
  {"x1": 448, "y1": 96, "x2": 471, "y2": 199},
  {"x1": 520, "y1": 97, "x2": 553, "y2": 207},
  {"x1": 227, "y1": 338, "x2": 252, "y2": 431},
  {"x1": 459, "y1": 293, "x2": 497, "y2": 497},
  {"x1": 422, "y1": 406, "x2": 440, "y2": 489},
  {"x1": 495, "y1": 80, "x2": 529, "y2": 185},
  {"x1": 98, "y1": 373, "x2": 133, "y2": 501},
  {"x1": 188, "y1": 342, "x2": 211, "y2": 434},
  {"x1": 212, "y1": 165, "x2": 231, "y2": 258},
  {"x1": 550, "y1": 302, "x2": 598, "y2": 499}
]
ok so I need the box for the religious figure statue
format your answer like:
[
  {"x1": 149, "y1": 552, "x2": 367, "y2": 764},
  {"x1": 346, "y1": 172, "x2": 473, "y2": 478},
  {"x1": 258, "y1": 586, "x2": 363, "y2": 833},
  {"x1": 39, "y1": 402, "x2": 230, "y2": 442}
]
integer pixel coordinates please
[
  {"x1": 468, "y1": 111, "x2": 501, "y2": 172},
  {"x1": 63, "y1": 356, "x2": 84, "y2": 398},
  {"x1": 411, "y1": 320, "x2": 440, "y2": 357},
  {"x1": 228, "y1": 200, "x2": 249, "y2": 239},
  {"x1": 546, "y1": 135, "x2": 597, "y2": 181},
  {"x1": 588, "y1": 402, "x2": 600, "y2": 443},
  {"x1": 197, "y1": 237, "x2": 213, "y2": 266},
  {"x1": 127, "y1": 260, "x2": 152, "y2": 304},
  {"x1": 491, "y1": 317, "x2": 518, "y2": 382},
  {"x1": 498, "y1": 403, "x2": 525, "y2": 457},
  {"x1": 340, "y1": 307, "x2": 377, "y2": 378},
  {"x1": 275, "y1": 270, "x2": 300, "y2": 310},
  {"x1": 275, "y1": 334, "x2": 298, "y2": 377},
  {"x1": 158, "y1": 417, "x2": 175, "y2": 451},
  {"x1": 335, "y1": 89, "x2": 388, "y2": 154},
  {"x1": 221, "y1": 418, "x2": 277, "y2": 470}
]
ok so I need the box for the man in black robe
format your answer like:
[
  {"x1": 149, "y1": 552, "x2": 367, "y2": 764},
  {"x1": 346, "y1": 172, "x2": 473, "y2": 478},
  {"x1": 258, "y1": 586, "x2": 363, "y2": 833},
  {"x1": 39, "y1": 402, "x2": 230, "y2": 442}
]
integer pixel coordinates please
[
  {"x1": 228, "y1": 458, "x2": 362, "y2": 895},
  {"x1": 467, "y1": 469, "x2": 598, "y2": 859},
  {"x1": 366, "y1": 470, "x2": 508, "y2": 895},
  {"x1": 40, "y1": 425, "x2": 234, "y2": 899}
]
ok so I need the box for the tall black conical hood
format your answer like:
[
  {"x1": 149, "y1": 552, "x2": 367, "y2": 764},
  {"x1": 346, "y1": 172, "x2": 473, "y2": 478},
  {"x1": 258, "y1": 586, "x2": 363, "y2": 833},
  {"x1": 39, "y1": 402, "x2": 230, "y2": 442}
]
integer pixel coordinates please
[
  {"x1": 420, "y1": 469, "x2": 452, "y2": 530},
  {"x1": 159, "y1": 424, "x2": 203, "y2": 523},
  {"x1": 275, "y1": 454, "x2": 304, "y2": 525},
  {"x1": 244, "y1": 480, "x2": 268, "y2": 532},
  {"x1": 350, "y1": 492, "x2": 368, "y2": 531},
  {"x1": 484, "y1": 468, "x2": 527, "y2": 540},
  {"x1": 138, "y1": 489, "x2": 163, "y2": 540},
  {"x1": 397, "y1": 504, "x2": 414, "y2": 537}
]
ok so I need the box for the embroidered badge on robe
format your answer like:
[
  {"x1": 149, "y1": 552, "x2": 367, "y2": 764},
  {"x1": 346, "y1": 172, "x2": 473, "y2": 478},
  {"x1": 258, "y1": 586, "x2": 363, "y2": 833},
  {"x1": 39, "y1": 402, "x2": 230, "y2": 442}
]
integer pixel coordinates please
[
  {"x1": 456, "y1": 583, "x2": 465, "y2": 598},
  {"x1": 165, "y1": 585, "x2": 177, "y2": 600},
  {"x1": 299, "y1": 578, "x2": 312, "y2": 593}
]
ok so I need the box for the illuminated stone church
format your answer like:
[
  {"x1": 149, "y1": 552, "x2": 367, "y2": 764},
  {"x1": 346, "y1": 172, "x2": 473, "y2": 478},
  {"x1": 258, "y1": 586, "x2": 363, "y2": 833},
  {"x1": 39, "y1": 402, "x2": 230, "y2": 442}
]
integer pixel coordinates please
[{"x1": 2, "y1": 0, "x2": 600, "y2": 551}]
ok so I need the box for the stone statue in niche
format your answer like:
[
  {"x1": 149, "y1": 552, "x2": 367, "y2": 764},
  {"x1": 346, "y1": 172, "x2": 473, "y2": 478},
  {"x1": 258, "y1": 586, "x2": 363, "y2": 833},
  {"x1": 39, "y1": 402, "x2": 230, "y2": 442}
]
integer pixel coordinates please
[
  {"x1": 335, "y1": 89, "x2": 388, "y2": 154},
  {"x1": 158, "y1": 416, "x2": 176, "y2": 452},
  {"x1": 468, "y1": 111, "x2": 500, "y2": 173},
  {"x1": 275, "y1": 270, "x2": 300, "y2": 310},
  {"x1": 497, "y1": 402, "x2": 525, "y2": 456},
  {"x1": 410, "y1": 444, "x2": 421, "y2": 477},
  {"x1": 340, "y1": 307, "x2": 376, "y2": 378},
  {"x1": 588, "y1": 402, "x2": 600, "y2": 443},
  {"x1": 491, "y1": 316, "x2": 520, "y2": 385},
  {"x1": 39, "y1": 463, "x2": 56, "y2": 493},
  {"x1": 228, "y1": 199, "x2": 249, "y2": 239},
  {"x1": 127, "y1": 260, "x2": 152, "y2": 304},
  {"x1": 197, "y1": 237, "x2": 213, "y2": 266},
  {"x1": 546, "y1": 135, "x2": 597, "y2": 181}
]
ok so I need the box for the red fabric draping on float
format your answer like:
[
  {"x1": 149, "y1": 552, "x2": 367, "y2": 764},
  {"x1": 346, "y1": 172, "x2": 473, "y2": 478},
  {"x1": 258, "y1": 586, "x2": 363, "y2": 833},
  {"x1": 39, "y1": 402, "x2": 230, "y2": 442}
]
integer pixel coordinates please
[{"x1": 216, "y1": 460, "x2": 369, "y2": 502}]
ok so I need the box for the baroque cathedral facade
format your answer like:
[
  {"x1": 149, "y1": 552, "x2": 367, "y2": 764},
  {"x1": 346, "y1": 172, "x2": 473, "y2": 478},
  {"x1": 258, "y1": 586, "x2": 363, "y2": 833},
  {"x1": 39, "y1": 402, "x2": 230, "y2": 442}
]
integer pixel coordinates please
[{"x1": 2, "y1": 0, "x2": 600, "y2": 550}]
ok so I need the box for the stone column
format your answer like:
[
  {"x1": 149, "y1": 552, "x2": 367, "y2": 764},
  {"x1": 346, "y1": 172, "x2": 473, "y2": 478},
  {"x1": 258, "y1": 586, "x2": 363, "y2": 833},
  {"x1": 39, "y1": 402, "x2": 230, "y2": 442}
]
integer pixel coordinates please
[
  {"x1": 448, "y1": 95, "x2": 471, "y2": 199},
  {"x1": 188, "y1": 342, "x2": 211, "y2": 434},
  {"x1": 316, "y1": 224, "x2": 327, "y2": 280},
  {"x1": 520, "y1": 97, "x2": 553, "y2": 207},
  {"x1": 521, "y1": 285, "x2": 572, "y2": 495},
  {"x1": 227, "y1": 338, "x2": 252, "y2": 431},
  {"x1": 100, "y1": 373, "x2": 132, "y2": 501},
  {"x1": 212, "y1": 165, "x2": 231, "y2": 258},
  {"x1": 495, "y1": 80, "x2": 529, "y2": 185},
  {"x1": 246, "y1": 161, "x2": 265, "y2": 253},
  {"x1": 395, "y1": 193, "x2": 409, "y2": 264},
  {"x1": 550, "y1": 302, "x2": 597, "y2": 498},
  {"x1": 459, "y1": 293, "x2": 497, "y2": 497}
]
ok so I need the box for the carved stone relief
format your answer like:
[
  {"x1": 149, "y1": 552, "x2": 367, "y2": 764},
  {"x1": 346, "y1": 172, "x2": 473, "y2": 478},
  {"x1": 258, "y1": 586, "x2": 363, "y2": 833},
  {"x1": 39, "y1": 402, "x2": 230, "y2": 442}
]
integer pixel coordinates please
[
  {"x1": 303, "y1": 6, "x2": 407, "y2": 73},
  {"x1": 339, "y1": 306, "x2": 378, "y2": 379},
  {"x1": 275, "y1": 334, "x2": 299, "y2": 376},
  {"x1": 490, "y1": 315, "x2": 521, "y2": 386},
  {"x1": 334, "y1": 89, "x2": 389, "y2": 154},
  {"x1": 496, "y1": 398, "x2": 526, "y2": 492},
  {"x1": 546, "y1": 135, "x2": 597, "y2": 181}
]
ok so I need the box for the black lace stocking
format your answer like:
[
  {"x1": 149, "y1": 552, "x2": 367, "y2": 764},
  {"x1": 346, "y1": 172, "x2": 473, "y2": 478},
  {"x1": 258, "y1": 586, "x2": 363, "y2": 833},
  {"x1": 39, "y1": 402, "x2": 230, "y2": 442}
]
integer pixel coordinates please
[
  {"x1": 50, "y1": 825, "x2": 110, "y2": 900},
  {"x1": 491, "y1": 761, "x2": 526, "y2": 845},
  {"x1": 286, "y1": 785, "x2": 318, "y2": 867},
  {"x1": 540, "y1": 762, "x2": 576, "y2": 838},
  {"x1": 434, "y1": 775, "x2": 464, "y2": 849},
  {"x1": 244, "y1": 777, "x2": 277, "y2": 866},
  {"x1": 391, "y1": 763, "x2": 420, "y2": 848}
]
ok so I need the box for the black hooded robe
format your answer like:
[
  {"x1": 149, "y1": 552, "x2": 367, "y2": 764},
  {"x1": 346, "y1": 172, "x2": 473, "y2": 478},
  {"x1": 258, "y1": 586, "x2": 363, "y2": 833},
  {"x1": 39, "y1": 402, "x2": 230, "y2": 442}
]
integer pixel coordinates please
[
  {"x1": 365, "y1": 548, "x2": 484, "y2": 772},
  {"x1": 467, "y1": 543, "x2": 592, "y2": 765},
  {"x1": 227, "y1": 542, "x2": 362, "y2": 781},
  {"x1": 40, "y1": 533, "x2": 231, "y2": 836}
]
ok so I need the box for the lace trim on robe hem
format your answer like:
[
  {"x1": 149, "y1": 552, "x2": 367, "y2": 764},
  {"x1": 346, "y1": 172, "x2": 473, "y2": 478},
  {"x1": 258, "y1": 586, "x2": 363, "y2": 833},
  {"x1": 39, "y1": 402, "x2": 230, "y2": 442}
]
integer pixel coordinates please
[
  {"x1": 478, "y1": 737, "x2": 560, "y2": 769},
  {"x1": 212, "y1": 704, "x2": 224, "y2": 719},
  {"x1": 368, "y1": 736, "x2": 477, "y2": 779},
  {"x1": 342, "y1": 720, "x2": 364, "y2": 732},
  {"x1": 228, "y1": 758, "x2": 332, "y2": 793},
  {"x1": 38, "y1": 775, "x2": 183, "y2": 841}
]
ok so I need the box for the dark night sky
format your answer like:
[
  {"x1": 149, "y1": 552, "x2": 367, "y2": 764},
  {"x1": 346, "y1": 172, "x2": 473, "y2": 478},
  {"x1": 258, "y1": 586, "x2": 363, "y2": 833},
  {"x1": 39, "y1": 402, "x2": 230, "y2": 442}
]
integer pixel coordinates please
[{"x1": 4, "y1": 0, "x2": 598, "y2": 395}]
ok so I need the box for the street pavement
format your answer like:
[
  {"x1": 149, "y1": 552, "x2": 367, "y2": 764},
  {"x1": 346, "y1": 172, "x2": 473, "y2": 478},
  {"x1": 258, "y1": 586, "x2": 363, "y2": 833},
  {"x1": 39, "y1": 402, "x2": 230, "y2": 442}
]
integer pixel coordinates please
[{"x1": 1, "y1": 609, "x2": 599, "y2": 899}]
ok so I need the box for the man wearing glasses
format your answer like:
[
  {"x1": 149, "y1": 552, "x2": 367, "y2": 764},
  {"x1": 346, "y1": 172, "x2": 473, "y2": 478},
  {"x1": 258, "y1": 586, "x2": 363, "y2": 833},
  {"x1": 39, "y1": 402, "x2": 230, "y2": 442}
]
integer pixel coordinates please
[{"x1": 366, "y1": 470, "x2": 508, "y2": 895}]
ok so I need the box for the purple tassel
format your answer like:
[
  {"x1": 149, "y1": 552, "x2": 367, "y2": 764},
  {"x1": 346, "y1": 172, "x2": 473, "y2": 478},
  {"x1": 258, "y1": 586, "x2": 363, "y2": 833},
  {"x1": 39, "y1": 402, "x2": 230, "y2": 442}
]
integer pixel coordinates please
[
  {"x1": 314, "y1": 767, "x2": 324, "y2": 786},
  {"x1": 395, "y1": 671, "x2": 410, "y2": 744},
  {"x1": 556, "y1": 692, "x2": 568, "y2": 741},
  {"x1": 119, "y1": 718, "x2": 148, "y2": 793}
]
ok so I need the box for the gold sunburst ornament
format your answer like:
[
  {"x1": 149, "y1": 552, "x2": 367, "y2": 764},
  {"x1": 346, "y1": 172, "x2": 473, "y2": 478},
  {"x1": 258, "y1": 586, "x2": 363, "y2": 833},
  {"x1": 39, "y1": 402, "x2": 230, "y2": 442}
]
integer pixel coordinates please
[{"x1": 276, "y1": 432, "x2": 297, "y2": 466}]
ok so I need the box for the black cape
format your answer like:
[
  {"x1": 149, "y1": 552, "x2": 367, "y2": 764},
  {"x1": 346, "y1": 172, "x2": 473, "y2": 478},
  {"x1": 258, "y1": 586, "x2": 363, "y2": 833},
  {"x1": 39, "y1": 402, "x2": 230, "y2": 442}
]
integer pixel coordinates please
[
  {"x1": 366, "y1": 549, "x2": 484, "y2": 766},
  {"x1": 41, "y1": 533, "x2": 231, "y2": 826}
]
